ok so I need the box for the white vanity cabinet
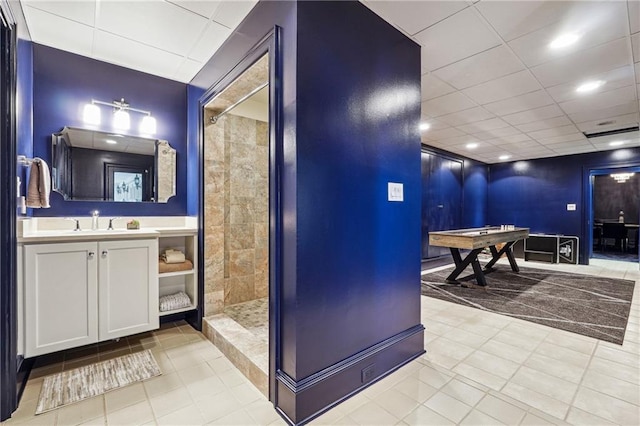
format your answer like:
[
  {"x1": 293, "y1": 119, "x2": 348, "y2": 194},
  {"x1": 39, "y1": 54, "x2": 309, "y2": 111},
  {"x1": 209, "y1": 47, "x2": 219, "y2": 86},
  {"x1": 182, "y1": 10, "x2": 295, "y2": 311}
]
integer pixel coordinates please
[{"x1": 24, "y1": 238, "x2": 158, "y2": 357}]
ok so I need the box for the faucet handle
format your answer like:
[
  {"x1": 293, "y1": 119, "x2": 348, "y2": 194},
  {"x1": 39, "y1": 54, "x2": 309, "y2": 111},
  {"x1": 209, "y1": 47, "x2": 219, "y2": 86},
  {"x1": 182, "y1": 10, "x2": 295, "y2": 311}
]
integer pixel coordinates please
[
  {"x1": 107, "y1": 217, "x2": 121, "y2": 230},
  {"x1": 65, "y1": 217, "x2": 81, "y2": 231}
]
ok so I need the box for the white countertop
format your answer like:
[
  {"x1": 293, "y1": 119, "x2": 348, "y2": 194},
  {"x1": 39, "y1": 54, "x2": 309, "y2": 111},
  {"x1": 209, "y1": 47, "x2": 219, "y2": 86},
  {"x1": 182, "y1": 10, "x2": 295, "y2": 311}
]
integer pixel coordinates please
[{"x1": 18, "y1": 216, "x2": 197, "y2": 243}]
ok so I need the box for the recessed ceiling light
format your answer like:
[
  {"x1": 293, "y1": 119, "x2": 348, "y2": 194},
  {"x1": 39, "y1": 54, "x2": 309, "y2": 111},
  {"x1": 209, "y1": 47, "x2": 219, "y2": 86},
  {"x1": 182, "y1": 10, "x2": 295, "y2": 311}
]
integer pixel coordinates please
[
  {"x1": 576, "y1": 80, "x2": 605, "y2": 93},
  {"x1": 419, "y1": 122, "x2": 431, "y2": 131},
  {"x1": 498, "y1": 155, "x2": 511, "y2": 161},
  {"x1": 105, "y1": 139, "x2": 117, "y2": 144},
  {"x1": 549, "y1": 33, "x2": 580, "y2": 49},
  {"x1": 609, "y1": 140, "x2": 625, "y2": 146},
  {"x1": 466, "y1": 143, "x2": 478, "y2": 149}
]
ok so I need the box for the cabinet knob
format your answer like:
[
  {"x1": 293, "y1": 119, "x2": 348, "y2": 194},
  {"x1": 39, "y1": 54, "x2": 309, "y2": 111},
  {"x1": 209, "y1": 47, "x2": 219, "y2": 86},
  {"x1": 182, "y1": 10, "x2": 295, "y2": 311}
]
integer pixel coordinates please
[
  {"x1": 88, "y1": 252, "x2": 95, "y2": 259},
  {"x1": 101, "y1": 250, "x2": 108, "y2": 257}
]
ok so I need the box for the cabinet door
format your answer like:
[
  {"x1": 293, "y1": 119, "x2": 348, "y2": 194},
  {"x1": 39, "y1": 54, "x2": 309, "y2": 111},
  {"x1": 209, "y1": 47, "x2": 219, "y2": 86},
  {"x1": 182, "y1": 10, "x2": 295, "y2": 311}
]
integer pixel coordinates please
[
  {"x1": 24, "y1": 242, "x2": 98, "y2": 357},
  {"x1": 98, "y1": 239, "x2": 158, "y2": 340}
]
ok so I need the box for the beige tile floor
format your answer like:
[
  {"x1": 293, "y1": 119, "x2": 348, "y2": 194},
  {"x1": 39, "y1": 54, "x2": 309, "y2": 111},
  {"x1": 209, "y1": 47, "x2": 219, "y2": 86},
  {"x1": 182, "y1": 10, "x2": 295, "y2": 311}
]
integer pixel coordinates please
[{"x1": 2, "y1": 258, "x2": 639, "y2": 425}]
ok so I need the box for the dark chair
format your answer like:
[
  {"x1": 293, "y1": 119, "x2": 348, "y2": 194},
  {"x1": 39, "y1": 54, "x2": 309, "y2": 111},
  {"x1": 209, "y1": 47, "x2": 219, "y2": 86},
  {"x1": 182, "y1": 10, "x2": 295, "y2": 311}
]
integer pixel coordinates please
[
  {"x1": 602, "y1": 222, "x2": 628, "y2": 252},
  {"x1": 592, "y1": 226, "x2": 603, "y2": 251}
]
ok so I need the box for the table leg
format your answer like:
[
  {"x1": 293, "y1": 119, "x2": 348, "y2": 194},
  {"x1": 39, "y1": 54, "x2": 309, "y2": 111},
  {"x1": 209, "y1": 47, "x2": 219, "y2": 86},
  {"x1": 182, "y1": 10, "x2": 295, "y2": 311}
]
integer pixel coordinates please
[
  {"x1": 446, "y1": 248, "x2": 484, "y2": 284},
  {"x1": 471, "y1": 257, "x2": 487, "y2": 286},
  {"x1": 504, "y1": 241, "x2": 520, "y2": 272},
  {"x1": 483, "y1": 240, "x2": 519, "y2": 272}
]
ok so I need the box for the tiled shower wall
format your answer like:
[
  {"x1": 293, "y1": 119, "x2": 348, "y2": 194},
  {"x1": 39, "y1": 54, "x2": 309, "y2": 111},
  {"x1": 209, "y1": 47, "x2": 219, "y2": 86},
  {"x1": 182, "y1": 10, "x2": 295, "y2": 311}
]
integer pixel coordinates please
[{"x1": 204, "y1": 113, "x2": 268, "y2": 315}]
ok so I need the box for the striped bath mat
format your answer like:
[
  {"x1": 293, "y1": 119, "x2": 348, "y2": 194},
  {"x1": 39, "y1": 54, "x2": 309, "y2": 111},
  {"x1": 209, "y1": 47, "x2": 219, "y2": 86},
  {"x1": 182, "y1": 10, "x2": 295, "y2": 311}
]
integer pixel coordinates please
[{"x1": 36, "y1": 349, "x2": 161, "y2": 414}]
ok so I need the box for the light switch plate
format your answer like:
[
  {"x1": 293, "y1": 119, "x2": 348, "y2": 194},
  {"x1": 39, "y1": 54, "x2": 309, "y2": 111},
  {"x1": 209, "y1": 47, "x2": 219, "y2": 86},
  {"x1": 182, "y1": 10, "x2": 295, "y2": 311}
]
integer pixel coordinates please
[
  {"x1": 388, "y1": 182, "x2": 403, "y2": 202},
  {"x1": 567, "y1": 203, "x2": 576, "y2": 211}
]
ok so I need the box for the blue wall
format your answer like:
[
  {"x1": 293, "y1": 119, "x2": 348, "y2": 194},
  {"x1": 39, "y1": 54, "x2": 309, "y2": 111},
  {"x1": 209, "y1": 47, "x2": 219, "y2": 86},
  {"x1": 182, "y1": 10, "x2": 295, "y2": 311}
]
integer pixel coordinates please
[
  {"x1": 31, "y1": 44, "x2": 187, "y2": 216},
  {"x1": 488, "y1": 148, "x2": 640, "y2": 264},
  {"x1": 192, "y1": 1, "x2": 424, "y2": 423},
  {"x1": 16, "y1": 39, "x2": 33, "y2": 212}
]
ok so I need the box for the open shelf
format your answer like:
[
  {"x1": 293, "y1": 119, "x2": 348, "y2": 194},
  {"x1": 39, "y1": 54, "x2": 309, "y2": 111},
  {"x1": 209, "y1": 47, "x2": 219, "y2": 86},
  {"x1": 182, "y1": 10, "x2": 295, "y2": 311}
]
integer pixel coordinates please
[{"x1": 158, "y1": 232, "x2": 197, "y2": 318}]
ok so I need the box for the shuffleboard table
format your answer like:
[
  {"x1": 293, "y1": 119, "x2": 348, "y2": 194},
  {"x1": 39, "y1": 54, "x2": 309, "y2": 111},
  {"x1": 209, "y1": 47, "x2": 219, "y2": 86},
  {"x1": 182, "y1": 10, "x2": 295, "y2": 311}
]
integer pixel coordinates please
[{"x1": 429, "y1": 227, "x2": 530, "y2": 286}]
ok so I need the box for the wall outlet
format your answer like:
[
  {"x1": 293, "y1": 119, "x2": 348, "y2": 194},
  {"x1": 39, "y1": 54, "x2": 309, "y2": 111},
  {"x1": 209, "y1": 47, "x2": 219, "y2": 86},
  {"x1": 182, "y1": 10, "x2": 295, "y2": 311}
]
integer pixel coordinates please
[
  {"x1": 361, "y1": 364, "x2": 375, "y2": 383},
  {"x1": 388, "y1": 182, "x2": 403, "y2": 202}
]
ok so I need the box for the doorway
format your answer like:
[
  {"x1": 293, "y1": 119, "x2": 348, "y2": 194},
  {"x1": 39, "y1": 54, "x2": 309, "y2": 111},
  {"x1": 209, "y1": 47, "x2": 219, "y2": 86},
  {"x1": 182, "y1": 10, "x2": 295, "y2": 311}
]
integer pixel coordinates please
[
  {"x1": 201, "y1": 53, "x2": 271, "y2": 396},
  {"x1": 589, "y1": 166, "x2": 640, "y2": 263}
]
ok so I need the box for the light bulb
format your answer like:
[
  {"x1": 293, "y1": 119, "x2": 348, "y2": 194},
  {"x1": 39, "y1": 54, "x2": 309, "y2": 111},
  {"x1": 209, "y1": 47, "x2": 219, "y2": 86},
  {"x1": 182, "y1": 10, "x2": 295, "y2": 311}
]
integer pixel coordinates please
[
  {"x1": 549, "y1": 33, "x2": 580, "y2": 49},
  {"x1": 576, "y1": 80, "x2": 605, "y2": 93},
  {"x1": 140, "y1": 115, "x2": 157, "y2": 134},
  {"x1": 419, "y1": 122, "x2": 431, "y2": 131},
  {"x1": 83, "y1": 103, "x2": 101, "y2": 125},
  {"x1": 113, "y1": 109, "x2": 130, "y2": 130}
]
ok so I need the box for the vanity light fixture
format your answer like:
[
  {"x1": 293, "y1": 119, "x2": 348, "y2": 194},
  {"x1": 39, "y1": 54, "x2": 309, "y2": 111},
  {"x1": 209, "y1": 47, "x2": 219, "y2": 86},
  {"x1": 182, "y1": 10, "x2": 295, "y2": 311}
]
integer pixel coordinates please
[
  {"x1": 549, "y1": 33, "x2": 580, "y2": 49},
  {"x1": 82, "y1": 98, "x2": 156, "y2": 135},
  {"x1": 419, "y1": 122, "x2": 431, "y2": 131},
  {"x1": 576, "y1": 80, "x2": 605, "y2": 93}
]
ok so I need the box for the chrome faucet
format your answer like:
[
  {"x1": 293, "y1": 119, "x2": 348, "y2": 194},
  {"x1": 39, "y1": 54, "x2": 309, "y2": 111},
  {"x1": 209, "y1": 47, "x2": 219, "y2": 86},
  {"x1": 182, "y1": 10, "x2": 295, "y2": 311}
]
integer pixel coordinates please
[{"x1": 91, "y1": 210, "x2": 99, "y2": 230}]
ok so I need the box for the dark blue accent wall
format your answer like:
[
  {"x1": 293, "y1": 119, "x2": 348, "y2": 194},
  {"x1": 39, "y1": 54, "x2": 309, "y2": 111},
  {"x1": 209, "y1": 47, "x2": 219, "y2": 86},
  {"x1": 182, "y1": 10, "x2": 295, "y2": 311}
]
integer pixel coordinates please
[
  {"x1": 31, "y1": 44, "x2": 187, "y2": 217},
  {"x1": 292, "y1": 0, "x2": 422, "y2": 379},
  {"x1": 186, "y1": 85, "x2": 204, "y2": 216},
  {"x1": 488, "y1": 148, "x2": 640, "y2": 264},
  {"x1": 193, "y1": 1, "x2": 424, "y2": 423},
  {"x1": 16, "y1": 39, "x2": 32, "y2": 208}
]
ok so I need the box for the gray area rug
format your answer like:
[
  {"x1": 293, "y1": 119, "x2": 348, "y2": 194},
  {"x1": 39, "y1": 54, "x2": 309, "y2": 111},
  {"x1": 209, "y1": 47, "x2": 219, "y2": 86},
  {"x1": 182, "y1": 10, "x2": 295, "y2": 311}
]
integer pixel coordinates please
[
  {"x1": 421, "y1": 265, "x2": 635, "y2": 345},
  {"x1": 36, "y1": 349, "x2": 161, "y2": 414}
]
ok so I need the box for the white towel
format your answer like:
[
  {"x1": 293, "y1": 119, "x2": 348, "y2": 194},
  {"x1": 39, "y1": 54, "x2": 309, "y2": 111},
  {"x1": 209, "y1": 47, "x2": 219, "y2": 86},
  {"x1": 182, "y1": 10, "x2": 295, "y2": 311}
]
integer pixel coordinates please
[
  {"x1": 159, "y1": 292, "x2": 192, "y2": 312},
  {"x1": 26, "y1": 158, "x2": 51, "y2": 208},
  {"x1": 161, "y1": 248, "x2": 185, "y2": 264}
]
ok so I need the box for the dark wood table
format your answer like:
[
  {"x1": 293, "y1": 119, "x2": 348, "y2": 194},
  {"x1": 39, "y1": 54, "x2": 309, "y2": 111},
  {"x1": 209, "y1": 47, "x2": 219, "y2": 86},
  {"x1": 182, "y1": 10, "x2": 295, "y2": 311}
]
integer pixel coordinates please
[{"x1": 429, "y1": 227, "x2": 530, "y2": 286}]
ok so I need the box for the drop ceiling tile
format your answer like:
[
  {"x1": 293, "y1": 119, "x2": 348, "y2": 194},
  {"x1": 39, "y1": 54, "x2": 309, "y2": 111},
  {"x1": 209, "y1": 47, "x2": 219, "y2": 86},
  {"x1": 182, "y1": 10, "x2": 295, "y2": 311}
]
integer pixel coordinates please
[
  {"x1": 568, "y1": 101, "x2": 638, "y2": 123},
  {"x1": 421, "y1": 74, "x2": 457, "y2": 101},
  {"x1": 432, "y1": 46, "x2": 524, "y2": 90},
  {"x1": 502, "y1": 104, "x2": 565, "y2": 126},
  {"x1": 188, "y1": 21, "x2": 231, "y2": 62},
  {"x1": 475, "y1": 0, "x2": 573, "y2": 41},
  {"x1": 575, "y1": 113, "x2": 640, "y2": 133},
  {"x1": 436, "y1": 106, "x2": 494, "y2": 126},
  {"x1": 637, "y1": 63, "x2": 640, "y2": 83},
  {"x1": 530, "y1": 38, "x2": 631, "y2": 88},
  {"x1": 211, "y1": 0, "x2": 258, "y2": 29},
  {"x1": 471, "y1": 126, "x2": 523, "y2": 140},
  {"x1": 422, "y1": 127, "x2": 466, "y2": 141},
  {"x1": 97, "y1": 1, "x2": 209, "y2": 56},
  {"x1": 515, "y1": 116, "x2": 573, "y2": 133},
  {"x1": 23, "y1": 0, "x2": 95, "y2": 25},
  {"x1": 419, "y1": 118, "x2": 451, "y2": 131},
  {"x1": 632, "y1": 33, "x2": 640, "y2": 63},
  {"x1": 536, "y1": 133, "x2": 587, "y2": 145},
  {"x1": 462, "y1": 70, "x2": 542, "y2": 104},
  {"x1": 432, "y1": 135, "x2": 479, "y2": 147},
  {"x1": 588, "y1": 130, "x2": 640, "y2": 146},
  {"x1": 482, "y1": 90, "x2": 554, "y2": 116},
  {"x1": 415, "y1": 8, "x2": 501, "y2": 71},
  {"x1": 630, "y1": 0, "x2": 640, "y2": 34},
  {"x1": 93, "y1": 31, "x2": 183, "y2": 81},
  {"x1": 456, "y1": 117, "x2": 510, "y2": 134},
  {"x1": 167, "y1": 0, "x2": 223, "y2": 19},
  {"x1": 486, "y1": 133, "x2": 533, "y2": 145},
  {"x1": 552, "y1": 145, "x2": 597, "y2": 154},
  {"x1": 527, "y1": 124, "x2": 580, "y2": 140},
  {"x1": 22, "y1": 6, "x2": 94, "y2": 57},
  {"x1": 421, "y1": 92, "x2": 478, "y2": 117},
  {"x1": 548, "y1": 140, "x2": 594, "y2": 149},
  {"x1": 174, "y1": 58, "x2": 203, "y2": 83},
  {"x1": 558, "y1": 86, "x2": 637, "y2": 115},
  {"x1": 507, "y1": 1, "x2": 629, "y2": 67},
  {"x1": 361, "y1": 0, "x2": 469, "y2": 36},
  {"x1": 545, "y1": 66, "x2": 635, "y2": 103}
]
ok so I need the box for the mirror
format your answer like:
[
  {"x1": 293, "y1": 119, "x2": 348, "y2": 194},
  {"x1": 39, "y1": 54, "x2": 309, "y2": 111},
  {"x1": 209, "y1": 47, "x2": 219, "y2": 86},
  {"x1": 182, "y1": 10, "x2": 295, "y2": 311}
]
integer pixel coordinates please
[{"x1": 51, "y1": 126, "x2": 176, "y2": 203}]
